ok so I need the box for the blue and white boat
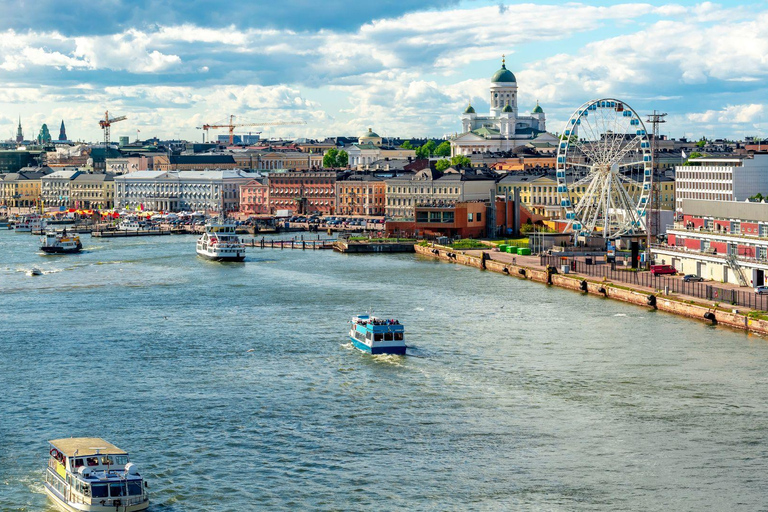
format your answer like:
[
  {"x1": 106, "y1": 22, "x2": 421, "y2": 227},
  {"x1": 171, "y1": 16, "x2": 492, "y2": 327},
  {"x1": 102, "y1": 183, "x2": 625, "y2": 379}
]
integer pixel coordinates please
[{"x1": 349, "y1": 314, "x2": 406, "y2": 355}]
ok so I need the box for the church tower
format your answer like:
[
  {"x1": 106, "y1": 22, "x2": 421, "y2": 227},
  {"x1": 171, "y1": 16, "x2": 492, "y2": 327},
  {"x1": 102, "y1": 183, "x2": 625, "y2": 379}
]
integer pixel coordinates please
[
  {"x1": 58, "y1": 120, "x2": 67, "y2": 141},
  {"x1": 489, "y1": 55, "x2": 518, "y2": 119},
  {"x1": 16, "y1": 117, "x2": 23, "y2": 143}
]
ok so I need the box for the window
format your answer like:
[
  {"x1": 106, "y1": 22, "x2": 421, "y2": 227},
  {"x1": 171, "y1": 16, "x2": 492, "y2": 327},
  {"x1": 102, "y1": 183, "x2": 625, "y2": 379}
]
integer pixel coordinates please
[
  {"x1": 86, "y1": 457, "x2": 98, "y2": 467},
  {"x1": 128, "y1": 481, "x2": 143, "y2": 495},
  {"x1": 384, "y1": 333, "x2": 394, "y2": 341},
  {"x1": 394, "y1": 332, "x2": 404, "y2": 341},
  {"x1": 476, "y1": 212, "x2": 482, "y2": 222},
  {"x1": 110, "y1": 483, "x2": 126, "y2": 497},
  {"x1": 468, "y1": 213, "x2": 473, "y2": 221},
  {"x1": 374, "y1": 333, "x2": 383, "y2": 341},
  {"x1": 74, "y1": 458, "x2": 84, "y2": 468},
  {"x1": 91, "y1": 485, "x2": 108, "y2": 498}
]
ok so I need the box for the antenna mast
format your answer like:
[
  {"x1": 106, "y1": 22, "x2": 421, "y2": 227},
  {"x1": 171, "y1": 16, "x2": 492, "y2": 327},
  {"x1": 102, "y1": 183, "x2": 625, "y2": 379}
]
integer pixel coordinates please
[{"x1": 645, "y1": 110, "x2": 667, "y2": 265}]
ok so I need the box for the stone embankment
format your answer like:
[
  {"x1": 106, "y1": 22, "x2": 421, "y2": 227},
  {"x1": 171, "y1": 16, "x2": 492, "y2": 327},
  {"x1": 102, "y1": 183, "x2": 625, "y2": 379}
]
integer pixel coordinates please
[{"x1": 414, "y1": 244, "x2": 768, "y2": 335}]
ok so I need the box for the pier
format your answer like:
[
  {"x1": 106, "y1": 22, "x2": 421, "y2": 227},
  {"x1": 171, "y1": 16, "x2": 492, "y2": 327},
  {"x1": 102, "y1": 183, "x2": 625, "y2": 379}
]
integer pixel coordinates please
[
  {"x1": 242, "y1": 237, "x2": 335, "y2": 250},
  {"x1": 92, "y1": 230, "x2": 172, "y2": 238}
]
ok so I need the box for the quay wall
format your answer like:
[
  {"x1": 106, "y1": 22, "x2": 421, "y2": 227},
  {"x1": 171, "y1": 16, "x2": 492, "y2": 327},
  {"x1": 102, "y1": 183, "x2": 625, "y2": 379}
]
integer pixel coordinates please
[{"x1": 414, "y1": 244, "x2": 768, "y2": 335}]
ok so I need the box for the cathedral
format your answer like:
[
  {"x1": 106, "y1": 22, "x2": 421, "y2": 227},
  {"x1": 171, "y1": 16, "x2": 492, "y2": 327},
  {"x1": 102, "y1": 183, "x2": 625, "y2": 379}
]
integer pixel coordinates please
[{"x1": 450, "y1": 57, "x2": 553, "y2": 157}]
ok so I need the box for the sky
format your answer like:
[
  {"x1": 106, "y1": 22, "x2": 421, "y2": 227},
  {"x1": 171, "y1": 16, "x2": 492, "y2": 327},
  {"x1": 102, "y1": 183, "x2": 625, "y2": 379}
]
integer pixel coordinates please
[{"x1": 0, "y1": 0, "x2": 766, "y2": 143}]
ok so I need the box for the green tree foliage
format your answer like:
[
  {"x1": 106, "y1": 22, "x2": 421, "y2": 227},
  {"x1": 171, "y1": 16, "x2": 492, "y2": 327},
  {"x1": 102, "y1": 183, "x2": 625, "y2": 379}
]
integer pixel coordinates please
[
  {"x1": 750, "y1": 193, "x2": 765, "y2": 202},
  {"x1": 435, "y1": 154, "x2": 472, "y2": 172},
  {"x1": 401, "y1": 140, "x2": 413, "y2": 150},
  {"x1": 696, "y1": 137, "x2": 707, "y2": 148},
  {"x1": 435, "y1": 141, "x2": 451, "y2": 157},
  {"x1": 415, "y1": 140, "x2": 437, "y2": 159},
  {"x1": 323, "y1": 149, "x2": 348, "y2": 168}
]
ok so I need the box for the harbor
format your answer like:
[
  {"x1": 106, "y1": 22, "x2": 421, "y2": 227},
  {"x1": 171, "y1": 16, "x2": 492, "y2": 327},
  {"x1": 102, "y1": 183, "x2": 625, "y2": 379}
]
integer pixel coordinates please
[{"x1": 3, "y1": 230, "x2": 768, "y2": 510}]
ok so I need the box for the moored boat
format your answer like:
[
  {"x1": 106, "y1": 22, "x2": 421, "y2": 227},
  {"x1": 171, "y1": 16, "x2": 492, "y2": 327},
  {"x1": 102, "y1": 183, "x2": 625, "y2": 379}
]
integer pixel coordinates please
[
  {"x1": 349, "y1": 314, "x2": 406, "y2": 355},
  {"x1": 14, "y1": 213, "x2": 45, "y2": 233},
  {"x1": 196, "y1": 221, "x2": 245, "y2": 262},
  {"x1": 44, "y1": 437, "x2": 149, "y2": 512},
  {"x1": 40, "y1": 229, "x2": 83, "y2": 254}
]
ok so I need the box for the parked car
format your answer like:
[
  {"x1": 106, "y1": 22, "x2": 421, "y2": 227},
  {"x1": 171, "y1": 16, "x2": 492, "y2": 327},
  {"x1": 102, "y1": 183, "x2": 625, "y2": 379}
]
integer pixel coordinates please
[
  {"x1": 683, "y1": 274, "x2": 704, "y2": 282},
  {"x1": 755, "y1": 286, "x2": 768, "y2": 295},
  {"x1": 650, "y1": 264, "x2": 677, "y2": 276}
]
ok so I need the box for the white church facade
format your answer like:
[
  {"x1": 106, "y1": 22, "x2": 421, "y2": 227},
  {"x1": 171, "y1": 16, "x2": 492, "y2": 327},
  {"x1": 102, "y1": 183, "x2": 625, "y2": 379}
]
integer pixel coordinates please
[{"x1": 450, "y1": 57, "x2": 554, "y2": 157}]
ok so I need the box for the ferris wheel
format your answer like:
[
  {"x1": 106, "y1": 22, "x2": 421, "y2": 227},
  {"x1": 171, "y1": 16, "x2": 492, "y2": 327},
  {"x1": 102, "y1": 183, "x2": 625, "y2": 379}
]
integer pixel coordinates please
[{"x1": 556, "y1": 98, "x2": 652, "y2": 239}]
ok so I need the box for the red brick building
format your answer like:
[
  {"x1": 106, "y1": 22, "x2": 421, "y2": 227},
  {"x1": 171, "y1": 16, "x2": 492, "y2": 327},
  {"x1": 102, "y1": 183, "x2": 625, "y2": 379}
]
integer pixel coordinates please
[
  {"x1": 239, "y1": 179, "x2": 269, "y2": 215},
  {"x1": 267, "y1": 170, "x2": 338, "y2": 214}
]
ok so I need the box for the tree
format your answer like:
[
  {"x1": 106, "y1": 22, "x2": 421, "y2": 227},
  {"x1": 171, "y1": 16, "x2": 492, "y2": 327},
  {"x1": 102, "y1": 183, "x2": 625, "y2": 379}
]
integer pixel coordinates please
[
  {"x1": 750, "y1": 193, "x2": 765, "y2": 202},
  {"x1": 415, "y1": 140, "x2": 437, "y2": 159},
  {"x1": 435, "y1": 141, "x2": 451, "y2": 157},
  {"x1": 401, "y1": 140, "x2": 413, "y2": 150},
  {"x1": 323, "y1": 148, "x2": 348, "y2": 168},
  {"x1": 435, "y1": 154, "x2": 471, "y2": 172},
  {"x1": 696, "y1": 137, "x2": 707, "y2": 148}
]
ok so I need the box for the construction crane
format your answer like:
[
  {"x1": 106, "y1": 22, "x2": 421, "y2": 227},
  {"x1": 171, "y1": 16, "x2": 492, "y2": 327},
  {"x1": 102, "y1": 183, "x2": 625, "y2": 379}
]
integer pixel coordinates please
[
  {"x1": 197, "y1": 115, "x2": 306, "y2": 145},
  {"x1": 98, "y1": 110, "x2": 127, "y2": 147}
]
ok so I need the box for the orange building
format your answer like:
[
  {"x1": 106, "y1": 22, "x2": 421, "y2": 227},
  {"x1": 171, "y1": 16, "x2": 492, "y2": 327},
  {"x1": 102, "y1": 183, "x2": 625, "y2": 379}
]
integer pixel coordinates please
[
  {"x1": 491, "y1": 155, "x2": 556, "y2": 171},
  {"x1": 268, "y1": 170, "x2": 338, "y2": 214},
  {"x1": 335, "y1": 175, "x2": 386, "y2": 216},
  {"x1": 239, "y1": 179, "x2": 269, "y2": 215}
]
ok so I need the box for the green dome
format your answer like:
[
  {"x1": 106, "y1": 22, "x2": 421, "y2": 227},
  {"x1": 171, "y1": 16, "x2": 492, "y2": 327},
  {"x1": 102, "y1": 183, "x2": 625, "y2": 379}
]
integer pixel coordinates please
[
  {"x1": 463, "y1": 103, "x2": 476, "y2": 114},
  {"x1": 361, "y1": 128, "x2": 380, "y2": 138},
  {"x1": 532, "y1": 101, "x2": 544, "y2": 114},
  {"x1": 502, "y1": 104, "x2": 513, "y2": 113},
  {"x1": 491, "y1": 57, "x2": 516, "y2": 83}
]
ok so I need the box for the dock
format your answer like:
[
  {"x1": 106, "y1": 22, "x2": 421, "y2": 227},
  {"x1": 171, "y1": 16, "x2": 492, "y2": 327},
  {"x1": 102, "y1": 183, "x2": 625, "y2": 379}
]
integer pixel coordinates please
[
  {"x1": 92, "y1": 230, "x2": 172, "y2": 238},
  {"x1": 243, "y1": 237, "x2": 335, "y2": 250}
]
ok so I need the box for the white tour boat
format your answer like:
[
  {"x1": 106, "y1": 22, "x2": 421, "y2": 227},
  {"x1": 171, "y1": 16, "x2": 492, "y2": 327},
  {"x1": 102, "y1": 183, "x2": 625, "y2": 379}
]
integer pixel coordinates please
[
  {"x1": 14, "y1": 214, "x2": 45, "y2": 233},
  {"x1": 196, "y1": 221, "x2": 246, "y2": 262},
  {"x1": 44, "y1": 437, "x2": 149, "y2": 512},
  {"x1": 40, "y1": 229, "x2": 83, "y2": 254},
  {"x1": 349, "y1": 314, "x2": 406, "y2": 355},
  {"x1": 117, "y1": 216, "x2": 146, "y2": 231}
]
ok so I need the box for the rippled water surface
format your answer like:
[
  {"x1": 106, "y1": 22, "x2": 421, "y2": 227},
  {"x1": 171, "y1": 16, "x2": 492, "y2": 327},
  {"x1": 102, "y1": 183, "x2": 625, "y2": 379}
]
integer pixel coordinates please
[{"x1": 1, "y1": 230, "x2": 768, "y2": 511}]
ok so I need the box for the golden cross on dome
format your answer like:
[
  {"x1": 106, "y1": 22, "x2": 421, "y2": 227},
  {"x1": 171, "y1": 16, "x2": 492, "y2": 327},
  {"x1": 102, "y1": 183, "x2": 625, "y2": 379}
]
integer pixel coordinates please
[{"x1": 502, "y1": 54, "x2": 505, "y2": 66}]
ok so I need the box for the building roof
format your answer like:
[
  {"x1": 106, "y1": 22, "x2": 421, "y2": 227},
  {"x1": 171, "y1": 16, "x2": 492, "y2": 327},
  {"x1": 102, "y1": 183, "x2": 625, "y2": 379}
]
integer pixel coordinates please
[
  {"x1": 361, "y1": 128, "x2": 380, "y2": 139},
  {"x1": 502, "y1": 104, "x2": 514, "y2": 113},
  {"x1": 532, "y1": 101, "x2": 544, "y2": 114},
  {"x1": 471, "y1": 126, "x2": 501, "y2": 137},
  {"x1": 169, "y1": 155, "x2": 236, "y2": 165},
  {"x1": 491, "y1": 57, "x2": 516, "y2": 83},
  {"x1": 463, "y1": 103, "x2": 476, "y2": 114},
  {"x1": 351, "y1": 143, "x2": 380, "y2": 150},
  {"x1": 73, "y1": 173, "x2": 115, "y2": 183},
  {"x1": 45, "y1": 169, "x2": 80, "y2": 179},
  {"x1": 49, "y1": 438, "x2": 127, "y2": 457}
]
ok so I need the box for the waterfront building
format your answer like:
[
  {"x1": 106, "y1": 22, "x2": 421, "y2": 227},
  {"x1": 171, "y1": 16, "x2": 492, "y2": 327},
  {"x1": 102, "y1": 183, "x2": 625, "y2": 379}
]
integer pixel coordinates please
[
  {"x1": 154, "y1": 154, "x2": 238, "y2": 171},
  {"x1": 239, "y1": 178, "x2": 270, "y2": 215},
  {"x1": 46, "y1": 145, "x2": 90, "y2": 168},
  {"x1": 0, "y1": 168, "x2": 49, "y2": 209},
  {"x1": 267, "y1": 170, "x2": 338, "y2": 214},
  {"x1": 385, "y1": 168, "x2": 496, "y2": 220},
  {"x1": 652, "y1": 198, "x2": 768, "y2": 287},
  {"x1": 675, "y1": 154, "x2": 768, "y2": 211},
  {"x1": 41, "y1": 168, "x2": 81, "y2": 208},
  {"x1": 70, "y1": 173, "x2": 115, "y2": 209},
  {"x1": 114, "y1": 169, "x2": 255, "y2": 213},
  {"x1": 336, "y1": 175, "x2": 386, "y2": 216},
  {"x1": 450, "y1": 57, "x2": 548, "y2": 157}
]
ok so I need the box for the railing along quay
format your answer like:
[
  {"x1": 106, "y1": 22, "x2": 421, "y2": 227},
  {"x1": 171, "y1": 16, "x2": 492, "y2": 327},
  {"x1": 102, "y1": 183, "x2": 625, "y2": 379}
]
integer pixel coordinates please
[
  {"x1": 242, "y1": 237, "x2": 336, "y2": 250},
  {"x1": 540, "y1": 255, "x2": 768, "y2": 311}
]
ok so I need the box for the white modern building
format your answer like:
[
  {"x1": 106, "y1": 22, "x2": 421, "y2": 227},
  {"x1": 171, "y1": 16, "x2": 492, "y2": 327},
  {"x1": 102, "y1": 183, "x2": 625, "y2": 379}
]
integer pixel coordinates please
[
  {"x1": 450, "y1": 57, "x2": 548, "y2": 157},
  {"x1": 114, "y1": 169, "x2": 257, "y2": 213},
  {"x1": 675, "y1": 154, "x2": 768, "y2": 211}
]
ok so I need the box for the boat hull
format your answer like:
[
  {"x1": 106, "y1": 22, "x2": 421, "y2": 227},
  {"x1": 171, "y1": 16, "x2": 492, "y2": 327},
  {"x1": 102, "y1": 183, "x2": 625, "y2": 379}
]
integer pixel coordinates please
[
  {"x1": 196, "y1": 250, "x2": 245, "y2": 262},
  {"x1": 41, "y1": 246, "x2": 82, "y2": 254},
  {"x1": 350, "y1": 336, "x2": 406, "y2": 355},
  {"x1": 44, "y1": 484, "x2": 149, "y2": 512}
]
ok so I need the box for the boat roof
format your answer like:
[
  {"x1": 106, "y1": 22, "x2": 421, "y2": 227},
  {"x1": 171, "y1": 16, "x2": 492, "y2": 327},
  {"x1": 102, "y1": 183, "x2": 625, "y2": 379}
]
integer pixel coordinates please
[{"x1": 49, "y1": 438, "x2": 127, "y2": 457}]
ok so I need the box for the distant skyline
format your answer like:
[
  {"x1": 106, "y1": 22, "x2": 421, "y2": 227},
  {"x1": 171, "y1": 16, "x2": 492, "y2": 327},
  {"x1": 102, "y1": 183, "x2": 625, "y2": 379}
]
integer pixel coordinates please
[{"x1": 1, "y1": 0, "x2": 766, "y2": 143}]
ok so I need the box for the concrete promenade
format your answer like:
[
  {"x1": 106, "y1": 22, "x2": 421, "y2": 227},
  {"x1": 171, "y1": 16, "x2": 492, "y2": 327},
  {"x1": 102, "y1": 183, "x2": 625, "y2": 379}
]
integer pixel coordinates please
[{"x1": 415, "y1": 244, "x2": 768, "y2": 336}]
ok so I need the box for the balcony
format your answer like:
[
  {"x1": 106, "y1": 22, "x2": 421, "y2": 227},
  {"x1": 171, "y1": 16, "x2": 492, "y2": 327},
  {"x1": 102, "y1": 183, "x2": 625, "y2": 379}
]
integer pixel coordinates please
[{"x1": 668, "y1": 223, "x2": 768, "y2": 241}]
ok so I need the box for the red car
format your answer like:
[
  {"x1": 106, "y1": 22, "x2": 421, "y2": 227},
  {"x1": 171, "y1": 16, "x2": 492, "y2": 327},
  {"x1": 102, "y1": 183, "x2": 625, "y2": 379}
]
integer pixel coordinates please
[{"x1": 650, "y1": 264, "x2": 677, "y2": 276}]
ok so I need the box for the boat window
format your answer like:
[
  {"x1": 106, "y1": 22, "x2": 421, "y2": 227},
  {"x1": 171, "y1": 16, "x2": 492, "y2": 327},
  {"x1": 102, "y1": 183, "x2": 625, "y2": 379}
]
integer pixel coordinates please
[
  {"x1": 127, "y1": 481, "x2": 143, "y2": 495},
  {"x1": 394, "y1": 332, "x2": 404, "y2": 341},
  {"x1": 91, "y1": 484, "x2": 108, "y2": 498},
  {"x1": 384, "y1": 333, "x2": 394, "y2": 341},
  {"x1": 115, "y1": 456, "x2": 128, "y2": 465},
  {"x1": 366, "y1": 332, "x2": 372, "y2": 340},
  {"x1": 74, "y1": 458, "x2": 84, "y2": 468},
  {"x1": 82, "y1": 484, "x2": 91, "y2": 497},
  {"x1": 109, "y1": 482, "x2": 126, "y2": 497},
  {"x1": 374, "y1": 333, "x2": 383, "y2": 341},
  {"x1": 86, "y1": 457, "x2": 99, "y2": 466},
  {"x1": 101, "y1": 456, "x2": 114, "y2": 465}
]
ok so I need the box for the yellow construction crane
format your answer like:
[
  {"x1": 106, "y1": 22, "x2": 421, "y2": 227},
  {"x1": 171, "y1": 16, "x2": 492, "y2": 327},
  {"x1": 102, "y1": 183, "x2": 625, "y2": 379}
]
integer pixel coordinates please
[
  {"x1": 197, "y1": 115, "x2": 306, "y2": 144},
  {"x1": 98, "y1": 111, "x2": 127, "y2": 147}
]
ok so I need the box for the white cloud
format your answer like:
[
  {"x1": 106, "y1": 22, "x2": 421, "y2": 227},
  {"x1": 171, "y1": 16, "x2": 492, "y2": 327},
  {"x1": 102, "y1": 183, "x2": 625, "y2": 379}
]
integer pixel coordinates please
[{"x1": 687, "y1": 104, "x2": 765, "y2": 124}]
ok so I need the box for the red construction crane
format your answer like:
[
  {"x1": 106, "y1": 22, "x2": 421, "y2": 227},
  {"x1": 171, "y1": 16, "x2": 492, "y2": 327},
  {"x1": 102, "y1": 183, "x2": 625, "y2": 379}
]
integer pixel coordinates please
[
  {"x1": 98, "y1": 110, "x2": 127, "y2": 147},
  {"x1": 197, "y1": 115, "x2": 306, "y2": 144}
]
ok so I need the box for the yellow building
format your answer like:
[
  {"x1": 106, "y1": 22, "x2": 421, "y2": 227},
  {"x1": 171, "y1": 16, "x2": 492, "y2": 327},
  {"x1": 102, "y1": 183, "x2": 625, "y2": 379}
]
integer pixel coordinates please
[
  {"x1": 1, "y1": 170, "x2": 46, "y2": 209},
  {"x1": 70, "y1": 173, "x2": 115, "y2": 209}
]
